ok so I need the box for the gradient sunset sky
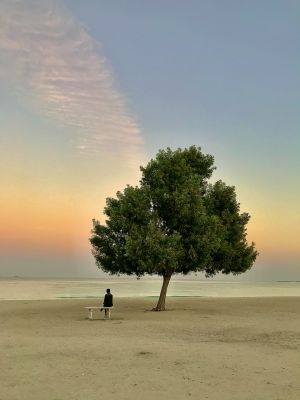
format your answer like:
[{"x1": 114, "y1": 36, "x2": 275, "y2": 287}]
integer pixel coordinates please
[{"x1": 0, "y1": 0, "x2": 299, "y2": 280}]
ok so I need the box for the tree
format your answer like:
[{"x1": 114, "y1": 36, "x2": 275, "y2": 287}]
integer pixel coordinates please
[{"x1": 90, "y1": 146, "x2": 258, "y2": 311}]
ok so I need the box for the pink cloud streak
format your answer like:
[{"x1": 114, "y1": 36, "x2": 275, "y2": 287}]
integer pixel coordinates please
[{"x1": 0, "y1": 0, "x2": 143, "y2": 165}]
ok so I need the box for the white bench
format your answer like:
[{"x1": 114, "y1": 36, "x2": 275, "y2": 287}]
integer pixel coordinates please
[{"x1": 84, "y1": 306, "x2": 113, "y2": 320}]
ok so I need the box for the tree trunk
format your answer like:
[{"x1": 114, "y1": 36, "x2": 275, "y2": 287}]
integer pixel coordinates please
[{"x1": 152, "y1": 274, "x2": 172, "y2": 311}]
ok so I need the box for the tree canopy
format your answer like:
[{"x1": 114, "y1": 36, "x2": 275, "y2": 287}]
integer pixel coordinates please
[{"x1": 90, "y1": 146, "x2": 258, "y2": 310}]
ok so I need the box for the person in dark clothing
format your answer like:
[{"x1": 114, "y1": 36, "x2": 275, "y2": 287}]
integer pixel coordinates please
[{"x1": 101, "y1": 288, "x2": 113, "y2": 316}]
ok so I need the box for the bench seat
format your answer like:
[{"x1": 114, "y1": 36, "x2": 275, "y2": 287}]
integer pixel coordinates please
[{"x1": 84, "y1": 306, "x2": 113, "y2": 320}]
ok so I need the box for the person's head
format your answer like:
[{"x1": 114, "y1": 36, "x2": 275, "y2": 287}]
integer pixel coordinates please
[{"x1": 106, "y1": 288, "x2": 110, "y2": 294}]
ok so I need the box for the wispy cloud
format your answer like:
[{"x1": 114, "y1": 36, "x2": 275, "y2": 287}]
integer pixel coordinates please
[{"x1": 0, "y1": 0, "x2": 143, "y2": 164}]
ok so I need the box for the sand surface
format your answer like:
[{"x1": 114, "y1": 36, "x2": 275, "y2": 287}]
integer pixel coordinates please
[{"x1": 1, "y1": 297, "x2": 300, "y2": 400}]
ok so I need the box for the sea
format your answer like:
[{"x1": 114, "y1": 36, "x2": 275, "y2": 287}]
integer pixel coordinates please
[{"x1": 0, "y1": 278, "x2": 300, "y2": 300}]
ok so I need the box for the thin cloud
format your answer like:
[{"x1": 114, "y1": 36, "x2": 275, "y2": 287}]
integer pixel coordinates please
[{"x1": 0, "y1": 0, "x2": 143, "y2": 165}]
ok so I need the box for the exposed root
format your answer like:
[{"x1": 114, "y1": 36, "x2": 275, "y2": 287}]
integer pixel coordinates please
[{"x1": 151, "y1": 307, "x2": 166, "y2": 312}]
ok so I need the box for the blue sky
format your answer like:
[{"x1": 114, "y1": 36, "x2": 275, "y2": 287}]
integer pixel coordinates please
[
  {"x1": 65, "y1": 0, "x2": 300, "y2": 201},
  {"x1": 0, "y1": 0, "x2": 299, "y2": 279}
]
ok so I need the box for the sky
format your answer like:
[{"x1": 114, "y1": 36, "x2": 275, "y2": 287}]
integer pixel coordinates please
[{"x1": 0, "y1": 0, "x2": 299, "y2": 280}]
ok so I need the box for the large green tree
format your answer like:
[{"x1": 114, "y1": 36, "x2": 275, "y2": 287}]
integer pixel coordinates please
[{"x1": 90, "y1": 147, "x2": 258, "y2": 311}]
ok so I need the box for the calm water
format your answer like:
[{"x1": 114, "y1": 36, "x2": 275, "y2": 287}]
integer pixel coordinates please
[{"x1": 0, "y1": 278, "x2": 300, "y2": 300}]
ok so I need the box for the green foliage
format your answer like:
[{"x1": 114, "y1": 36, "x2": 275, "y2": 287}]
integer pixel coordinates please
[{"x1": 90, "y1": 146, "x2": 258, "y2": 279}]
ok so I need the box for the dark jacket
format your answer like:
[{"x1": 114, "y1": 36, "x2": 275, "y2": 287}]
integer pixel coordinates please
[{"x1": 103, "y1": 293, "x2": 113, "y2": 307}]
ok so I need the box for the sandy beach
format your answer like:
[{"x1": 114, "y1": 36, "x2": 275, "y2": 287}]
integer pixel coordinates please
[{"x1": 1, "y1": 297, "x2": 300, "y2": 400}]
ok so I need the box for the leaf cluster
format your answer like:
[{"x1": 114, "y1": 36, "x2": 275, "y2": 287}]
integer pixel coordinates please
[{"x1": 90, "y1": 146, "x2": 258, "y2": 278}]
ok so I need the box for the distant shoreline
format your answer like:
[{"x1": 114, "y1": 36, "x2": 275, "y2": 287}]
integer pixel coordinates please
[
  {"x1": 1, "y1": 279, "x2": 300, "y2": 300},
  {"x1": 1, "y1": 276, "x2": 300, "y2": 283},
  {"x1": 2, "y1": 295, "x2": 300, "y2": 303}
]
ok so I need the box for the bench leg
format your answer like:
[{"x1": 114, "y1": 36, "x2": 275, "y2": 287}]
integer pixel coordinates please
[
  {"x1": 108, "y1": 309, "x2": 111, "y2": 319},
  {"x1": 88, "y1": 309, "x2": 93, "y2": 320}
]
